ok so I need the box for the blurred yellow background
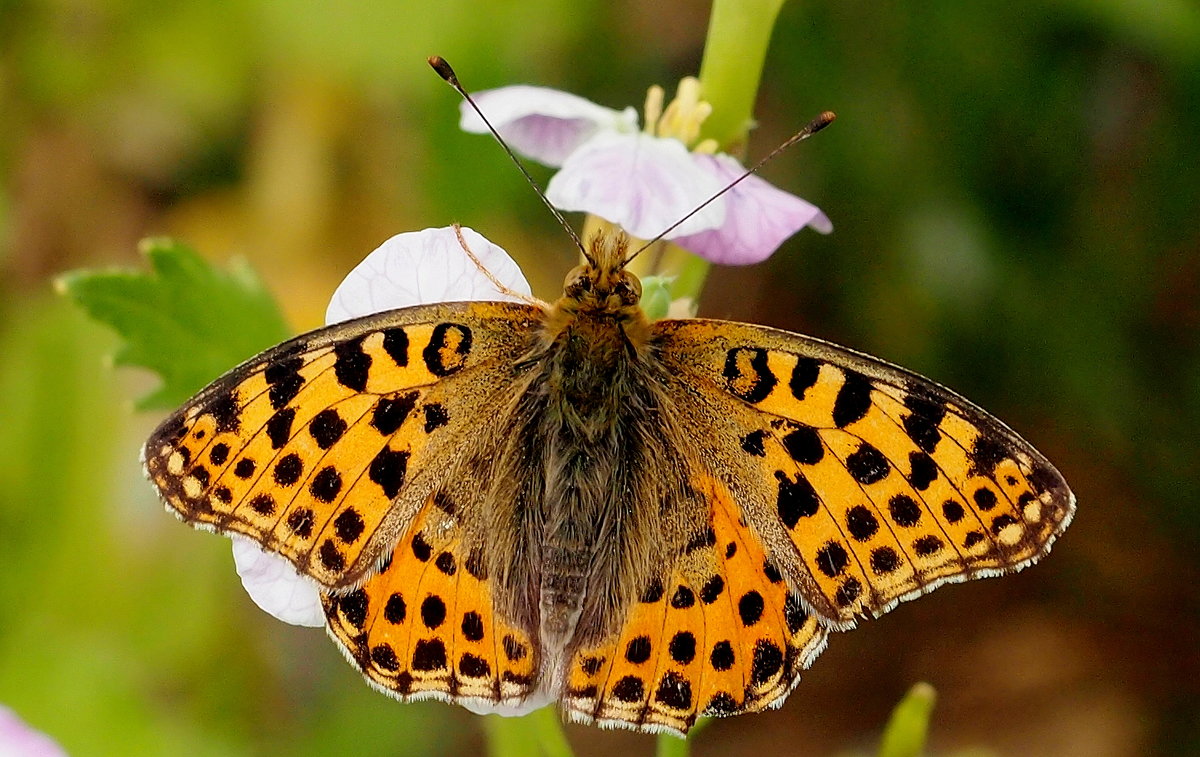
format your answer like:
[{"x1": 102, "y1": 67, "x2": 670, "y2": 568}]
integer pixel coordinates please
[{"x1": 1, "y1": 1, "x2": 1198, "y2": 755}]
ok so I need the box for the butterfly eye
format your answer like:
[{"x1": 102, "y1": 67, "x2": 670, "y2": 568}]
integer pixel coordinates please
[
  {"x1": 613, "y1": 274, "x2": 642, "y2": 305},
  {"x1": 564, "y1": 265, "x2": 591, "y2": 296}
]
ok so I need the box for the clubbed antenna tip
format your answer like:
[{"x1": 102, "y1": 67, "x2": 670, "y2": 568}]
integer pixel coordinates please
[{"x1": 428, "y1": 55, "x2": 590, "y2": 260}]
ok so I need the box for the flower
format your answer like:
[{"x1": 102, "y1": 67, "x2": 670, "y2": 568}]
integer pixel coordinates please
[
  {"x1": 0, "y1": 705, "x2": 66, "y2": 757},
  {"x1": 460, "y1": 78, "x2": 831, "y2": 265},
  {"x1": 234, "y1": 227, "x2": 530, "y2": 627}
]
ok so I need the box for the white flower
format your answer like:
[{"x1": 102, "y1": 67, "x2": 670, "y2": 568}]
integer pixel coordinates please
[
  {"x1": 234, "y1": 227, "x2": 531, "y2": 626},
  {"x1": 0, "y1": 705, "x2": 66, "y2": 757},
  {"x1": 460, "y1": 79, "x2": 831, "y2": 264}
]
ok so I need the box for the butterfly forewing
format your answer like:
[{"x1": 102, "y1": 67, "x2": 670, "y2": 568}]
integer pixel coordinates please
[
  {"x1": 653, "y1": 319, "x2": 1075, "y2": 626},
  {"x1": 143, "y1": 301, "x2": 543, "y2": 591}
]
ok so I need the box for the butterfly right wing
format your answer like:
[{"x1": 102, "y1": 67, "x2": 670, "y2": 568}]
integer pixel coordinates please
[
  {"x1": 143, "y1": 300, "x2": 543, "y2": 592},
  {"x1": 562, "y1": 473, "x2": 827, "y2": 735},
  {"x1": 652, "y1": 318, "x2": 1075, "y2": 628}
]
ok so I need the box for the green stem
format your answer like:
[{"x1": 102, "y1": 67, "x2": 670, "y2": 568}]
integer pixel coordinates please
[
  {"x1": 697, "y1": 0, "x2": 788, "y2": 153},
  {"x1": 485, "y1": 708, "x2": 574, "y2": 757},
  {"x1": 877, "y1": 683, "x2": 937, "y2": 757}
]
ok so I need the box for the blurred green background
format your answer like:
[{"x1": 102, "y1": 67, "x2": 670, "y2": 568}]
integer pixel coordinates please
[{"x1": 2, "y1": 1, "x2": 1198, "y2": 755}]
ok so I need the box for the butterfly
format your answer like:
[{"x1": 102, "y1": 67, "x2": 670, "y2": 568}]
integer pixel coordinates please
[{"x1": 143, "y1": 228, "x2": 1074, "y2": 735}]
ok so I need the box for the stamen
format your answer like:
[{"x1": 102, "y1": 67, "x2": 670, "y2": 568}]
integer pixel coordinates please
[
  {"x1": 643, "y1": 85, "x2": 665, "y2": 136},
  {"x1": 657, "y1": 77, "x2": 711, "y2": 146}
]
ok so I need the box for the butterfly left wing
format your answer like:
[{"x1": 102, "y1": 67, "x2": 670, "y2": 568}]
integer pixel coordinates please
[
  {"x1": 143, "y1": 300, "x2": 542, "y2": 592},
  {"x1": 650, "y1": 319, "x2": 1075, "y2": 628},
  {"x1": 322, "y1": 490, "x2": 546, "y2": 712}
]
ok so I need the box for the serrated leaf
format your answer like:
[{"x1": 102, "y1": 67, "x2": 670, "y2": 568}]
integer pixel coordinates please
[{"x1": 56, "y1": 238, "x2": 290, "y2": 410}]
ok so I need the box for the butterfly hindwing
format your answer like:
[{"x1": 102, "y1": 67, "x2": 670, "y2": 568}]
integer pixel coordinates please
[
  {"x1": 322, "y1": 491, "x2": 544, "y2": 710},
  {"x1": 653, "y1": 319, "x2": 1075, "y2": 626},
  {"x1": 563, "y1": 475, "x2": 827, "y2": 735},
  {"x1": 143, "y1": 301, "x2": 542, "y2": 590}
]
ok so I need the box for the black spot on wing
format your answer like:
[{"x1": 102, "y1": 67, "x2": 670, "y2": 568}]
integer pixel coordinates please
[
  {"x1": 423, "y1": 403, "x2": 449, "y2": 432},
  {"x1": 740, "y1": 430, "x2": 767, "y2": 456},
  {"x1": 846, "y1": 504, "x2": 879, "y2": 541},
  {"x1": 723, "y1": 347, "x2": 776, "y2": 403},
  {"x1": 777, "y1": 471, "x2": 820, "y2": 527},
  {"x1": 902, "y1": 394, "x2": 946, "y2": 453},
  {"x1": 369, "y1": 448, "x2": 408, "y2": 498},
  {"x1": 789, "y1": 356, "x2": 820, "y2": 400},
  {"x1": 309, "y1": 466, "x2": 342, "y2": 503},
  {"x1": 372, "y1": 392, "x2": 417, "y2": 435},
  {"x1": 815, "y1": 541, "x2": 850, "y2": 577},
  {"x1": 265, "y1": 356, "x2": 305, "y2": 410},
  {"x1": 333, "y1": 508, "x2": 364, "y2": 543},
  {"x1": 209, "y1": 391, "x2": 241, "y2": 433},
  {"x1": 970, "y1": 435, "x2": 1009, "y2": 478},
  {"x1": 382, "y1": 327, "x2": 409, "y2": 366},
  {"x1": 266, "y1": 407, "x2": 296, "y2": 449},
  {"x1": 908, "y1": 451, "x2": 938, "y2": 491},
  {"x1": 782, "y1": 425, "x2": 823, "y2": 464},
  {"x1": 655, "y1": 671, "x2": 692, "y2": 710},
  {"x1": 333, "y1": 337, "x2": 372, "y2": 392},
  {"x1": 846, "y1": 441, "x2": 890, "y2": 484},
  {"x1": 309, "y1": 409, "x2": 347, "y2": 449},
  {"x1": 832, "y1": 370, "x2": 872, "y2": 428},
  {"x1": 749, "y1": 640, "x2": 784, "y2": 686},
  {"x1": 423, "y1": 323, "x2": 473, "y2": 376}
]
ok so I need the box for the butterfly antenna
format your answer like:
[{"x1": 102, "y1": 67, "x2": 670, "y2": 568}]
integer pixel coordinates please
[
  {"x1": 429, "y1": 56, "x2": 592, "y2": 263},
  {"x1": 624, "y1": 110, "x2": 836, "y2": 265}
]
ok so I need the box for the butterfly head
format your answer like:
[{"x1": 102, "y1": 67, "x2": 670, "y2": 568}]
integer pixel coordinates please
[{"x1": 561, "y1": 232, "x2": 643, "y2": 314}]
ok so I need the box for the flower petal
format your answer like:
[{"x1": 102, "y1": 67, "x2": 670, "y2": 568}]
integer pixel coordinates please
[
  {"x1": 326, "y1": 227, "x2": 531, "y2": 324},
  {"x1": 240, "y1": 226, "x2": 530, "y2": 626},
  {"x1": 232, "y1": 537, "x2": 326, "y2": 627},
  {"x1": 0, "y1": 706, "x2": 67, "y2": 757},
  {"x1": 672, "y1": 153, "x2": 832, "y2": 265},
  {"x1": 546, "y1": 132, "x2": 726, "y2": 240},
  {"x1": 461, "y1": 86, "x2": 639, "y2": 167}
]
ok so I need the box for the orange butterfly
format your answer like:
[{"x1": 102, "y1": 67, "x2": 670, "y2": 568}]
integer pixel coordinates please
[{"x1": 144, "y1": 225, "x2": 1073, "y2": 735}]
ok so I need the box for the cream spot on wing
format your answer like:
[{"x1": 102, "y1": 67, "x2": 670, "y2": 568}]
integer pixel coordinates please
[
  {"x1": 997, "y1": 522, "x2": 1024, "y2": 546},
  {"x1": 183, "y1": 476, "x2": 203, "y2": 498},
  {"x1": 167, "y1": 452, "x2": 184, "y2": 475}
]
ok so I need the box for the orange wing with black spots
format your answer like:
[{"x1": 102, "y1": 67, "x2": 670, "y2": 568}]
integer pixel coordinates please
[
  {"x1": 563, "y1": 476, "x2": 827, "y2": 735},
  {"x1": 654, "y1": 319, "x2": 1075, "y2": 628},
  {"x1": 323, "y1": 492, "x2": 545, "y2": 710},
  {"x1": 143, "y1": 300, "x2": 541, "y2": 592}
]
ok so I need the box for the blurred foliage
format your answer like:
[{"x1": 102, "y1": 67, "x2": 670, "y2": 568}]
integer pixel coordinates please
[
  {"x1": 58, "y1": 238, "x2": 289, "y2": 409},
  {"x1": 2, "y1": 0, "x2": 1199, "y2": 755}
]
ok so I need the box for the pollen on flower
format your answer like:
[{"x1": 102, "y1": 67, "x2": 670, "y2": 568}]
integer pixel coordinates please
[{"x1": 656, "y1": 77, "x2": 712, "y2": 147}]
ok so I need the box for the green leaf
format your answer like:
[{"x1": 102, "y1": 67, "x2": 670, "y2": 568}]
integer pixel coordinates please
[
  {"x1": 55, "y1": 237, "x2": 290, "y2": 410},
  {"x1": 878, "y1": 682, "x2": 938, "y2": 757}
]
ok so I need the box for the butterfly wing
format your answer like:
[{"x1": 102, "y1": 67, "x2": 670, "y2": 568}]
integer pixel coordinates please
[
  {"x1": 145, "y1": 299, "x2": 552, "y2": 709},
  {"x1": 143, "y1": 300, "x2": 542, "y2": 593},
  {"x1": 562, "y1": 473, "x2": 827, "y2": 735},
  {"x1": 322, "y1": 490, "x2": 545, "y2": 712},
  {"x1": 651, "y1": 318, "x2": 1075, "y2": 628}
]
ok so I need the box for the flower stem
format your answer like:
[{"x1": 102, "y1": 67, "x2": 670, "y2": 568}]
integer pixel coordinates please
[
  {"x1": 485, "y1": 708, "x2": 575, "y2": 757},
  {"x1": 877, "y1": 682, "x2": 937, "y2": 757},
  {"x1": 697, "y1": 0, "x2": 788, "y2": 154}
]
